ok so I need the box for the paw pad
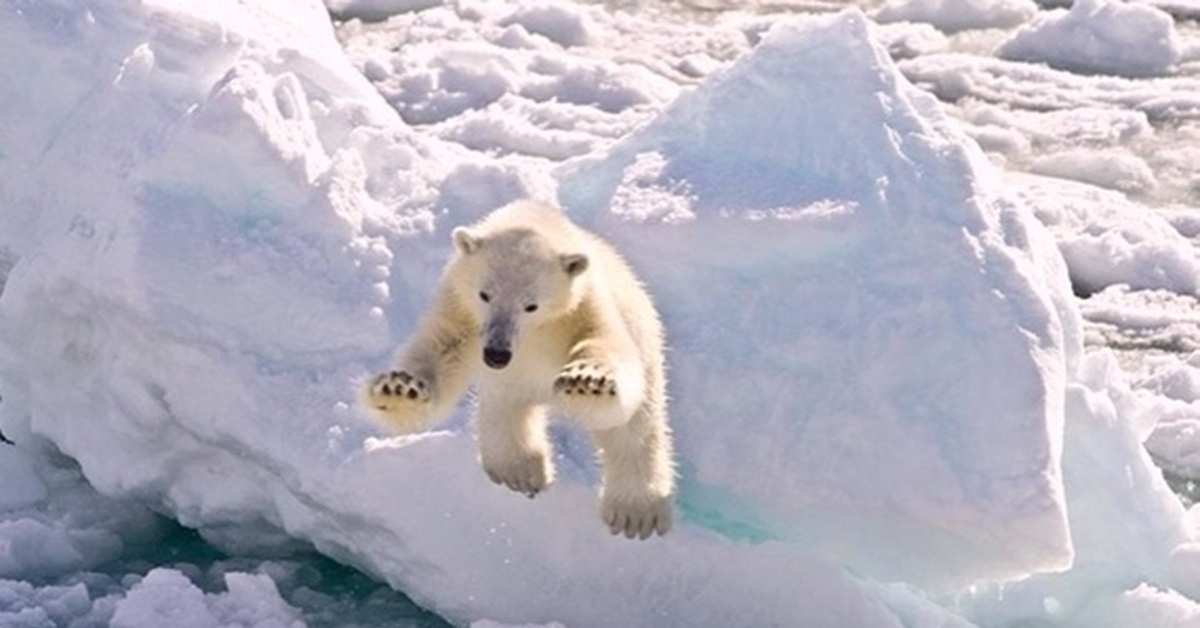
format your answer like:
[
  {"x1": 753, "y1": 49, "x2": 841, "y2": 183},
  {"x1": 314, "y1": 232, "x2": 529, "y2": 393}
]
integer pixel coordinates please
[
  {"x1": 369, "y1": 370, "x2": 430, "y2": 407},
  {"x1": 554, "y1": 361, "x2": 617, "y2": 397},
  {"x1": 602, "y1": 495, "x2": 673, "y2": 540},
  {"x1": 483, "y1": 453, "x2": 553, "y2": 498}
]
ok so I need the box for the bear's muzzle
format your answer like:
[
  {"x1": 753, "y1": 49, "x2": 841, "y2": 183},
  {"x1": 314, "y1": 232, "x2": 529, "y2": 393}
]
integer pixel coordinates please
[{"x1": 483, "y1": 347, "x2": 512, "y2": 369}]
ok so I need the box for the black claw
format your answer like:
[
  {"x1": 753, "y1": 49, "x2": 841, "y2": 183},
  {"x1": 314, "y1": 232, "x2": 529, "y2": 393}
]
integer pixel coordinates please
[
  {"x1": 380, "y1": 383, "x2": 392, "y2": 395},
  {"x1": 406, "y1": 388, "x2": 419, "y2": 400}
]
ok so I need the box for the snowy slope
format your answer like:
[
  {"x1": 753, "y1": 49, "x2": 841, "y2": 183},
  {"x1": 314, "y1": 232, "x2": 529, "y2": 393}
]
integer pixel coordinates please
[{"x1": 1, "y1": 0, "x2": 1199, "y2": 627}]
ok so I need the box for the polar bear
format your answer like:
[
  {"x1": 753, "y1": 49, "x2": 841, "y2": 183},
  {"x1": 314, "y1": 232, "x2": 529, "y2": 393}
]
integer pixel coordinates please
[{"x1": 363, "y1": 201, "x2": 675, "y2": 539}]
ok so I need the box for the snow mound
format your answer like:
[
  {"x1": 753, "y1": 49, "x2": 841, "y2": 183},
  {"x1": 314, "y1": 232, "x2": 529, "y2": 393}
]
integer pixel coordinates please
[
  {"x1": 326, "y1": 0, "x2": 443, "y2": 22},
  {"x1": 1012, "y1": 174, "x2": 1200, "y2": 297},
  {"x1": 961, "y1": 349, "x2": 1196, "y2": 626},
  {"x1": 997, "y1": 0, "x2": 1182, "y2": 78},
  {"x1": 110, "y1": 569, "x2": 304, "y2": 628},
  {"x1": 498, "y1": 2, "x2": 597, "y2": 47},
  {"x1": 0, "y1": 565, "x2": 306, "y2": 628},
  {"x1": 561, "y1": 7, "x2": 1079, "y2": 586},
  {"x1": 874, "y1": 0, "x2": 1037, "y2": 34},
  {"x1": 1029, "y1": 148, "x2": 1158, "y2": 195}
]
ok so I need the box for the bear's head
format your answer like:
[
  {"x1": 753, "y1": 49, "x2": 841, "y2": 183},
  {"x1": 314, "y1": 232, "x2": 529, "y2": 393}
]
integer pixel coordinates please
[{"x1": 451, "y1": 225, "x2": 588, "y2": 370}]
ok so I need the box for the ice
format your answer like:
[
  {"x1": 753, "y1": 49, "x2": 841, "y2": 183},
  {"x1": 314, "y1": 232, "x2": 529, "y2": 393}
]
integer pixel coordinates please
[
  {"x1": 326, "y1": 0, "x2": 442, "y2": 22},
  {"x1": 471, "y1": 622, "x2": 565, "y2": 628},
  {"x1": 0, "y1": 447, "x2": 45, "y2": 512},
  {"x1": 1010, "y1": 174, "x2": 1200, "y2": 297},
  {"x1": 561, "y1": 7, "x2": 1078, "y2": 587},
  {"x1": 2, "y1": 0, "x2": 1200, "y2": 626},
  {"x1": 957, "y1": 350, "x2": 1194, "y2": 626},
  {"x1": 996, "y1": 0, "x2": 1182, "y2": 78},
  {"x1": 874, "y1": 0, "x2": 1037, "y2": 34},
  {"x1": 1029, "y1": 148, "x2": 1158, "y2": 195},
  {"x1": 0, "y1": 443, "x2": 162, "y2": 582},
  {"x1": 1, "y1": 566, "x2": 307, "y2": 628},
  {"x1": 497, "y1": 2, "x2": 598, "y2": 48}
]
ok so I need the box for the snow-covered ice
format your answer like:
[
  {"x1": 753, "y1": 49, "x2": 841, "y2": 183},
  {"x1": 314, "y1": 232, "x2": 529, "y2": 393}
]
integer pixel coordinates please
[
  {"x1": 2, "y1": 0, "x2": 1200, "y2": 626},
  {"x1": 560, "y1": 8, "x2": 1077, "y2": 587},
  {"x1": 874, "y1": 0, "x2": 1037, "y2": 34},
  {"x1": 997, "y1": 0, "x2": 1182, "y2": 78}
]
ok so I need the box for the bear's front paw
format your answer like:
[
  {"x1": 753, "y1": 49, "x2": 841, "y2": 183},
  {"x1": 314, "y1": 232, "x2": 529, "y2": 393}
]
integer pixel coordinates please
[
  {"x1": 363, "y1": 370, "x2": 432, "y2": 432},
  {"x1": 601, "y1": 493, "x2": 673, "y2": 540},
  {"x1": 553, "y1": 360, "x2": 617, "y2": 398},
  {"x1": 483, "y1": 451, "x2": 554, "y2": 498}
]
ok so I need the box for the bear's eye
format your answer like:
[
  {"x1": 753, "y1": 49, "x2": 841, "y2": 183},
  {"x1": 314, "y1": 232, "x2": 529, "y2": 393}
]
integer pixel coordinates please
[
  {"x1": 479, "y1": 291, "x2": 491, "y2": 303},
  {"x1": 524, "y1": 303, "x2": 538, "y2": 313}
]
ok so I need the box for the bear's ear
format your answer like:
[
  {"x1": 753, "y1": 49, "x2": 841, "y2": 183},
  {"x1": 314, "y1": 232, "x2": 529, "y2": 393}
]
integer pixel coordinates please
[
  {"x1": 452, "y1": 227, "x2": 482, "y2": 254},
  {"x1": 560, "y1": 253, "x2": 589, "y2": 277}
]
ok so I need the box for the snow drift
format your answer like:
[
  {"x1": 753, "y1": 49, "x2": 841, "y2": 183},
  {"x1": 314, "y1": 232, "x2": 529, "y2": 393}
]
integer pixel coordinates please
[{"x1": 0, "y1": 0, "x2": 1145, "y2": 626}]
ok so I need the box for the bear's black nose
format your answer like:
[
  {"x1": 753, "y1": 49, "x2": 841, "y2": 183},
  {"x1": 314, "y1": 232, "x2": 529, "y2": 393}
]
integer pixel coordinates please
[{"x1": 483, "y1": 348, "x2": 512, "y2": 369}]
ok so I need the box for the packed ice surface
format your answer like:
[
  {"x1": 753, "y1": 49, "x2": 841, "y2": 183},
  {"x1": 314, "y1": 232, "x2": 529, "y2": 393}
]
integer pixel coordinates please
[{"x1": 1, "y1": 0, "x2": 1200, "y2": 627}]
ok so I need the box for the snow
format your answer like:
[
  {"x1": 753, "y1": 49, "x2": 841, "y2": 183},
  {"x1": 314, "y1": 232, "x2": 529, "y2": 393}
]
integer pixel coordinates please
[
  {"x1": 996, "y1": 0, "x2": 1183, "y2": 78},
  {"x1": 560, "y1": 8, "x2": 1077, "y2": 587},
  {"x1": 1010, "y1": 174, "x2": 1200, "y2": 297},
  {"x1": 326, "y1": 0, "x2": 441, "y2": 22},
  {"x1": 1029, "y1": 148, "x2": 1158, "y2": 195},
  {"x1": 109, "y1": 568, "x2": 303, "y2": 628},
  {"x1": 0, "y1": 0, "x2": 1199, "y2": 627},
  {"x1": 874, "y1": 0, "x2": 1037, "y2": 34}
]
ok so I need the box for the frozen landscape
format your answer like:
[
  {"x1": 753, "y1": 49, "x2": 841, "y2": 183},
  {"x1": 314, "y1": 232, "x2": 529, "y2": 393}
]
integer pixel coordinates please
[{"x1": 1, "y1": 0, "x2": 1199, "y2": 626}]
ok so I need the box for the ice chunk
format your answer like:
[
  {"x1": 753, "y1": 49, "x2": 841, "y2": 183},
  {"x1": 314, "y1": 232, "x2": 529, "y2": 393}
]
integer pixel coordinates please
[
  {"x1": 997, "y1": 0, "x2": 1182, "y2": 78},
  {"x1": 875, "y1": 0, "x2": 1037, "y2": 34},
  {"x1": 561, "y1": 8, "x2": 1078, "y2": 586},
  {"x1": 109, "y1": 568, "x2": 304, "y2": 628}
]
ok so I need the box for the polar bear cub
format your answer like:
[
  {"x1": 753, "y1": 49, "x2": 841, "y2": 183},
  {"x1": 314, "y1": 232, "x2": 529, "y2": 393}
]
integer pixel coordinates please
[{"x1": 363, "y1": 201, "x2": 675, "y2": 539}]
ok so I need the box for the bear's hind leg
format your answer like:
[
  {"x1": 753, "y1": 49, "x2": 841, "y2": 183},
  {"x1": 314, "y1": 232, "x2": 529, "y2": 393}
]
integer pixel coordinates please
[
  {"x1": 476, "y1": 392, "x2": 555, "y2": 498},
  {"x1": 590, "y1": 405, "x2": 675, "y2": 540}
]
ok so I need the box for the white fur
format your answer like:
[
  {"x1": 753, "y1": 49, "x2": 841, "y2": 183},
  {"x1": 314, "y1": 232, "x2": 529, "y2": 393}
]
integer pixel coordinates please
[{"x1": 363, "y1": 201, "x2": 675, "y2": 539}]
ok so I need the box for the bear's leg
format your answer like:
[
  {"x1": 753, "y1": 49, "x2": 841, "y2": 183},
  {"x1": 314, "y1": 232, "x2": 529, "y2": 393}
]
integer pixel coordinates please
[
  {"x1": 476, "y1": 390, "x2": 554, "y2": 498},
  {"x1": 363, "y1": 370, "x2": 435, "y2": 432},
  {"x1": 553, "y1": 346, "x2": 645, "y2": 431},
  {"x1": 363, "y1": 299, "x2": 478, "y2": 433},
  {"x1": 590, "y1": 404, "x2": 675, "y2": 540}
]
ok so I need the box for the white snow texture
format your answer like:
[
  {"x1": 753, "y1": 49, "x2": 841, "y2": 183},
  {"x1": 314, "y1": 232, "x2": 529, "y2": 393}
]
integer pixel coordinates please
[{"x1": 1, "y1": 1, "x2": 1198, "y2": 627}]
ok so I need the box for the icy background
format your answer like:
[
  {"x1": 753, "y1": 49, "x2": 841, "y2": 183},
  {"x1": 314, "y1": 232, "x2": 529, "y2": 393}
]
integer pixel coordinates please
[{"x1": 1, "y1": 0, "x2": 1199, "y2": 626}]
